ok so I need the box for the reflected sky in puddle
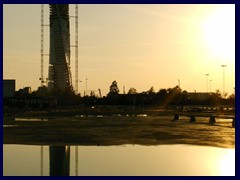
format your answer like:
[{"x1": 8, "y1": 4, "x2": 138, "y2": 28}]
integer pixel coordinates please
[
  {"x1": 3, "y1": 144, "x2": 235, "y2": 176},
  {"x1": 3, "y1": 125, "x2": 19, "y2": 128},
  {"x1": 15, "y1": 118, "x2": 48, "y2": 122}
]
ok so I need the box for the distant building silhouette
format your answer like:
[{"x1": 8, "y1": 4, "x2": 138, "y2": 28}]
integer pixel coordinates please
[
  {"x1": 188, "y1": 92, "x2": 212, "y2": 101},
  {"x1": 48, "y1": 4, "x2": 72, "y2": 92},
  {"x1": 21, "y1": 87, "x2": 31, "y2": 94},
  {"x1": 3, "y1": 79, "x2": 15, "y2": 98}
]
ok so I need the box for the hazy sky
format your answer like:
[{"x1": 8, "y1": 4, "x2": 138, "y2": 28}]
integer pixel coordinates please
[{"x1": 3, "y1": 4, "x2": 235, "y2": 96}]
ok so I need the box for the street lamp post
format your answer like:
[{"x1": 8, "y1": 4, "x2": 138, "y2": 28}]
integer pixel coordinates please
[
  {"x1": 178, "y1": 79, "x2": 180, "y2": 87},
  {"x1": 78, "y1": 80, "x2": 82, "y2": 96},
  {"x1": 205, "y1": 74, "x2": 209, "y2": 92},
  {"x1": 86, "y1": 78, "x2": 88, "y2": 96},
  {"x1": 210, "y1": 79, "x2": 212, "y2": 93},
  {"x1": 221, "y1": 65, "x2": 227, "y2": 96}
]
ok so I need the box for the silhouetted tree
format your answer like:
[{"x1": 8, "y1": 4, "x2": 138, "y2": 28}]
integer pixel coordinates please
[
  {"x1": 156, "y1": 88, "x2": 167, "y2": 105},
  {"x1": 148, "y1": 86, "x2": 155, "y2": 94},
  {"x1": 163, "y1": 86, "x2": 182, "y2": 105},
  {"x1": 180, "y1": 90, "x2": 189, "y2": 104},
  {"x1": 158, "y1": 88, "x2": 167, "y2": 96},
  {"x1": 215, "y1": 89, "x2": 222, "y2": 98},
  {"x1": 223, "y1": 92, "x2": 228, "y2": 98},
  {"x1": 128, "y1": 87, "x2": 137, "y2": 94},
  {"x1": 227, "y1": 93, "x2": 235, "y2": 106},
  {"x1": 107, "y1": 80, "x2": 119, "y2": 96},
  {"x1": 90, "y1": 90, "x2": 95, "y2": 97}
]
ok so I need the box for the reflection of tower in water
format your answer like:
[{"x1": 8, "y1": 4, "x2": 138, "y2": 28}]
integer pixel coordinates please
[
  {"x1": 49, "y1": 146, "x2": 70, "y2": 176},
  {"x1": 40, "y1": 145, "x2": 79, "y2": 176}
]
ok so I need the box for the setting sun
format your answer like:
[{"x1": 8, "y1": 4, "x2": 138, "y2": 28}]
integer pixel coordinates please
[
  {"x1": 3, "y1": 4, "x2": 235, "y2": 176},
  {"x1": 4, "y1": 4, "x2": 235, "y2": 94},
  {"x1": 202, "y1": 5, "x2": 235, "y2": 61}
]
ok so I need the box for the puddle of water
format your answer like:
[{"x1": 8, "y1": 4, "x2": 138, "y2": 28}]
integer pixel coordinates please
[
  {"x1": 137, "y1": 114, "x2": 148, "y2": 117},
  {"x1": 3, "y1": 144, "x2": 235, "y2": 176},
  {"x1": 216, "y1": 118, "x2": 233, "y2": 122},
  {"x1": 15, "y1": 118, "x2": 48, "y2": 122},
  {"x1": 3, "y1": 125, "x2": 19, "y2": 128}
]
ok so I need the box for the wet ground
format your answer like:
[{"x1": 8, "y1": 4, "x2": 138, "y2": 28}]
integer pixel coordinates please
[{"x1": 3, "y1": 114, "x2": 235, "y2": 148}]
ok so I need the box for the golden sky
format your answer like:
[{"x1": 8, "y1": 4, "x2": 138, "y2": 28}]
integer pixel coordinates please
[{"x1": 3, "y1": 4, "x2": 235, "y2": 96}]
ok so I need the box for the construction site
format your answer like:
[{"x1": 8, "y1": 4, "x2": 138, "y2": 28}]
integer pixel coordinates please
[{"x1": 3, "y1": 4, "x2": 235, "y2": 108}]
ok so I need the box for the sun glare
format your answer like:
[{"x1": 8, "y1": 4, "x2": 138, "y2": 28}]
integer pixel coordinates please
[
  {"x1": 218, "y1": 149, "x2": 235, "y2": 176},
  {"x1": 202, "y1": 6, "x2": 235, "y2": 61}
]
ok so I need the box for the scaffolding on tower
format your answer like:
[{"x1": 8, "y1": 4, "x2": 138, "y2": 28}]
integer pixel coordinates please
[
  {"x1": 40, "y1": 4, "x2": 78, "y2": 93},
  {"x1": 40, "y1": 4, "x2": 50, "y2": 87}
]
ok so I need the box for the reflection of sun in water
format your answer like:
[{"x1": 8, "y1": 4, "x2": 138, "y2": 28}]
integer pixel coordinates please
[
  {"x1": 218, "y1": 149, "x2": 235, "y2": 176},
  {"x1": 202, "y1": 5, "x2": 235, "y2": 61}
]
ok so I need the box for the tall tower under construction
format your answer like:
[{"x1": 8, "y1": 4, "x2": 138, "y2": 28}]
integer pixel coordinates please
[{"x1": 48, "y1": 4, "x2": 72, "y2": 92}]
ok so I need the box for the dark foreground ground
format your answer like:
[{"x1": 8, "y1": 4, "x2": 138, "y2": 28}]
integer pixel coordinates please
[{"x1": 3, "y1": 106, "x2": 235, "y2": 148}]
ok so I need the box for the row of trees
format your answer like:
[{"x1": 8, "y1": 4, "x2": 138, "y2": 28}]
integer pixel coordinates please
[
  {"x1": 105, "y1": 81, "x2": 234, "y2": 106},
  {"x1": 5, "y1": 80, "x2": 235, "y2": 107}
]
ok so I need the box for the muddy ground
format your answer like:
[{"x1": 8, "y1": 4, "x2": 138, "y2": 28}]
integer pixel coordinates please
[{"x1": 3, "y1": 106, "x2": 235, "y2": 148}]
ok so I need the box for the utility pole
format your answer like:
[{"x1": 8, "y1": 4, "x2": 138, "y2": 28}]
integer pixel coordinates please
[
  {"x1": 221, "y1": 65, "x2": 227, "y2": 96},
  {"x1": 205, "y1": 74, "x2": 209, "y2": 92},
  {"x1": 210, "y1": 79, "x2": 212, "y2": 93},
  {"x1": 86, "y1": 78, "x2": 88, "y2": 96}
]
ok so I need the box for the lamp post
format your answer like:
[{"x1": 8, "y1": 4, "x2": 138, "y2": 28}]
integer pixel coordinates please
[
  {"x1": 221, "y1": 65, "x2": 227, "y2": 96},
  {"x1": 210, "y1": 79, "x2": 212, "y2": 93},
  {"x1": 86, "y1": 78, "x2": 88, "y2": 96},
  {"x1": 178, "y1": 79, "x2": 180, "y2": 87},
  {"x1": 205, "y1": 74, "x2": 209, "y2": 92},
  {"x1": 78, "y1": 80, "x2": 82, "y2": 96}
]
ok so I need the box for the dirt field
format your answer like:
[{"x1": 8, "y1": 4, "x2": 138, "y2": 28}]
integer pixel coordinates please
[{"x1": 3, "y1": 112, "x2": 235, "y2": 148}]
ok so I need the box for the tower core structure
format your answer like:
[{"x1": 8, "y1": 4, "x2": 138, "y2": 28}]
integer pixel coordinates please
[{"x1": 48, "y1": 4, "x2": 72, "y2": 92}]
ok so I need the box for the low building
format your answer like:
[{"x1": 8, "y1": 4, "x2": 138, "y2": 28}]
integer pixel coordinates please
[
  {"x1": 21, "y1": 87, "x2": 31, "y2": 94},
  {"x1": 188, "y1": 92, "x2": 212, "y2": 101},
  {"x1": 3, "y1": 79, "x2": 15, "y2": 98},
  {"x1": 7, "y1": 96, "x2": 57, "y2": 108}
]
